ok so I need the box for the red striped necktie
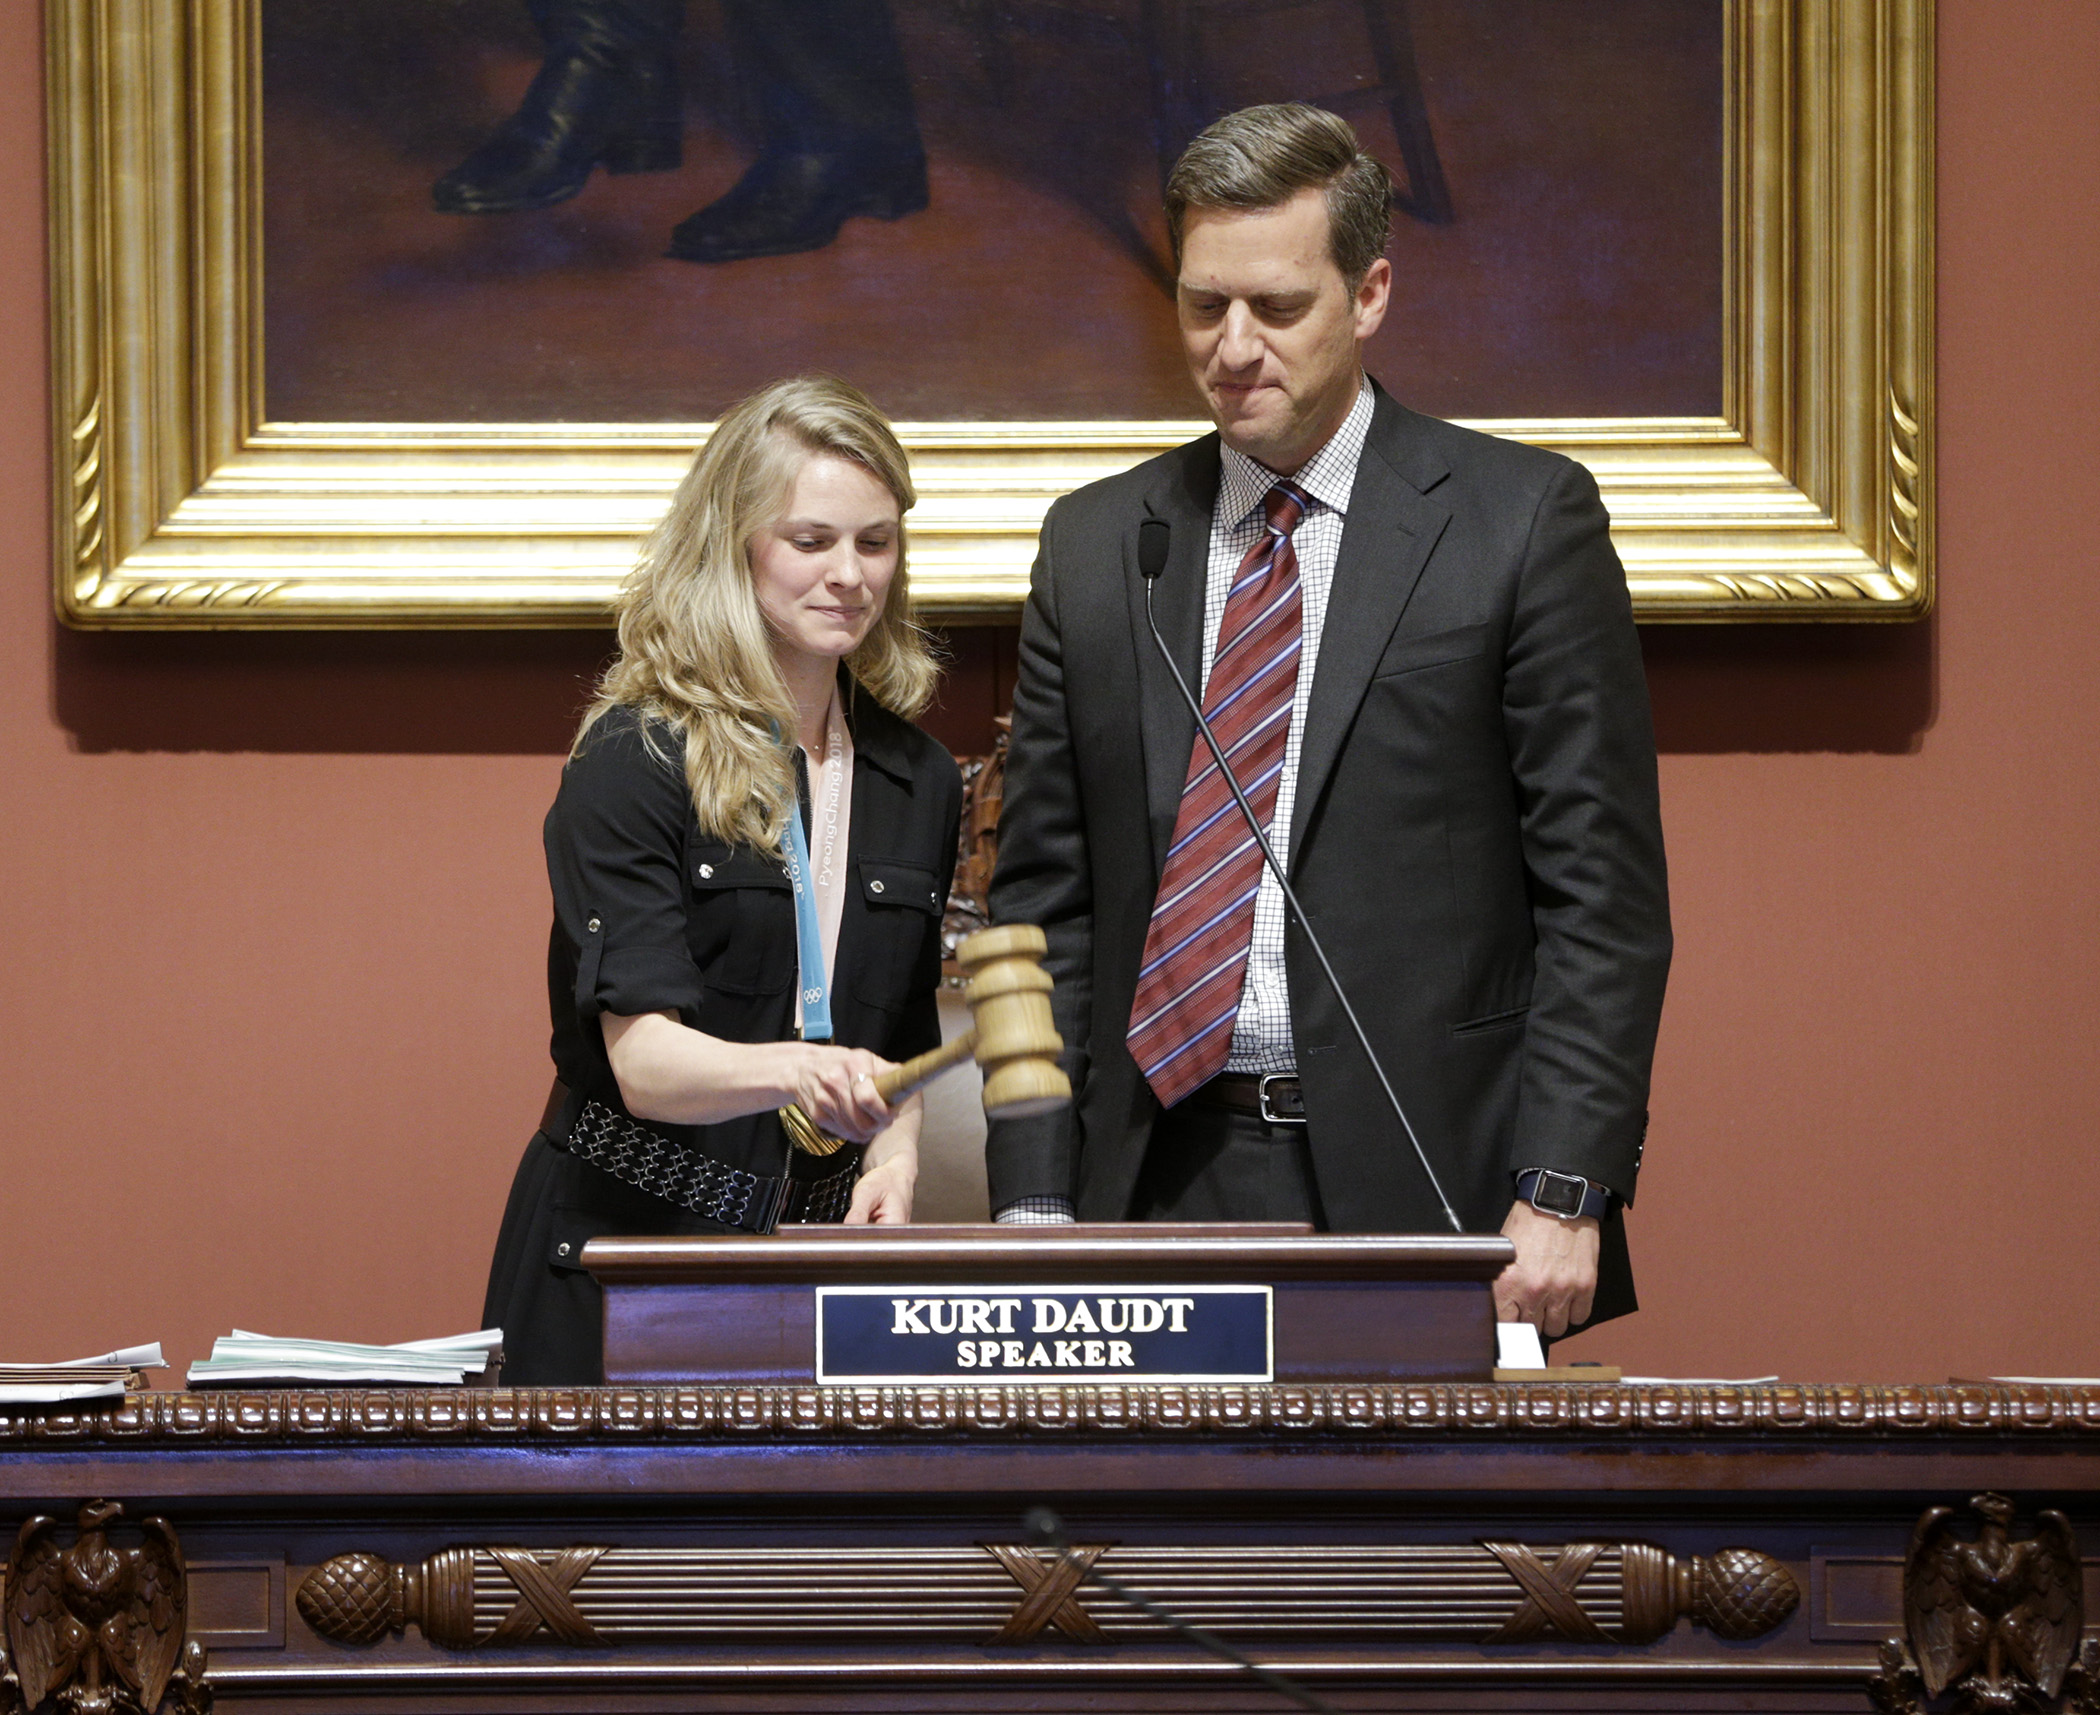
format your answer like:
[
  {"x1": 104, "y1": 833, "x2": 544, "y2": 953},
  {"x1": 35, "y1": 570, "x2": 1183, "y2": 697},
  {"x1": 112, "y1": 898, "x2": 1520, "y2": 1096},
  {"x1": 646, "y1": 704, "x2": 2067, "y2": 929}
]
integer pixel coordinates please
[{"x1": 1127, "y1": 480, "x2": 1310, "y2": 1108}]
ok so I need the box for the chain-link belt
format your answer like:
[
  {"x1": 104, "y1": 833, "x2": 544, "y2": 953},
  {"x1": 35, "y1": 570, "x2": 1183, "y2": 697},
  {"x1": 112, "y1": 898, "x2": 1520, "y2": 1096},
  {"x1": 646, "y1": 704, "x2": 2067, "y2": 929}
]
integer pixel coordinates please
[{"x1": 552, "y1": 1086, "x2": 860, "y2": 1235}]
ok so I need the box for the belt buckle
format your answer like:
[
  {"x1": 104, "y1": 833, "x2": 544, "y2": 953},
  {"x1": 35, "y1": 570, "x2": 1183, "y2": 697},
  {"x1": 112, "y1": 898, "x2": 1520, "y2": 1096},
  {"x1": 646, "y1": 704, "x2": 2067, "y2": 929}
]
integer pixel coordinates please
[{"x1": 1257, "y1": 1073, "x2": 1306, "y2": 1125}]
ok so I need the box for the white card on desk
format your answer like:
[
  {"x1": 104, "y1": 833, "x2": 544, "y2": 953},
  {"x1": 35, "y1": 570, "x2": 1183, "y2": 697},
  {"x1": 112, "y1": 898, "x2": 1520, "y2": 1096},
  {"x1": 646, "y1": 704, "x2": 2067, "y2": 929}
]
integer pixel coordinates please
[{"x1": 1495, "y1": 1323, "x2": 1547, "y2": 1370}]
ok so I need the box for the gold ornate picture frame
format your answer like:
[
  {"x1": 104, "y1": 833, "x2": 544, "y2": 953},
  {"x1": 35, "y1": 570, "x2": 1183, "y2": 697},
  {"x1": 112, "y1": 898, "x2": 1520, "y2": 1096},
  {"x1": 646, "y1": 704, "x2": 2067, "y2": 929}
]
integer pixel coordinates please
[{"x1": 47, "y1": 0, "x2": 1930, "y2": 628}]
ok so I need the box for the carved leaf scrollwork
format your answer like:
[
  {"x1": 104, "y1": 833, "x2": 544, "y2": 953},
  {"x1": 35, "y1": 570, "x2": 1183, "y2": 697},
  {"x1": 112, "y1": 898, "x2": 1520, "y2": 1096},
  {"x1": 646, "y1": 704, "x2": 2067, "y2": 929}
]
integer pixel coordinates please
[
  {"x1": 295, "y1": 1538, "x2": 1796, "y2": 1652},
  {"x1": 1889, "y1": 388, "x2": 1924, "y2": 577},
  {"x1": 69, "y1": 399, "x2": 104, "y2": 601}
]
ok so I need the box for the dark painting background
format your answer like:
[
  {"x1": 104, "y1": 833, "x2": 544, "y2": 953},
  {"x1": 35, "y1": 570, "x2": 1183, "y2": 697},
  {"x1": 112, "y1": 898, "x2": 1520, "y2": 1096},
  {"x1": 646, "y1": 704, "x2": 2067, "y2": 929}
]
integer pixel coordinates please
[{"x1": 262, "y1": 0, "x2": 1723, "y2": 423}]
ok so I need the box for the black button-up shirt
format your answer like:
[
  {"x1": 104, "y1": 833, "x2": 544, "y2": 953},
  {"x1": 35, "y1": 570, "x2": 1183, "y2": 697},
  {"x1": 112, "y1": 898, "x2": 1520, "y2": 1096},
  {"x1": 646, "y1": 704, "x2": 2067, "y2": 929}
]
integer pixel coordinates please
[{"x1": 544, "y1": 689, "x2": 963, "y2": 1177}]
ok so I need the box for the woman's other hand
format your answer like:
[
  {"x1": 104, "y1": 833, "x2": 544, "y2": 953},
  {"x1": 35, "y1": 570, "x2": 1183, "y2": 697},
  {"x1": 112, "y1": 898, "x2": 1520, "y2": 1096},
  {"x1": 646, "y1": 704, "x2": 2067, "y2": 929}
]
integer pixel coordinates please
[{"x1": 847, "y1": 1092, "x2": 921, "y2": 1224}]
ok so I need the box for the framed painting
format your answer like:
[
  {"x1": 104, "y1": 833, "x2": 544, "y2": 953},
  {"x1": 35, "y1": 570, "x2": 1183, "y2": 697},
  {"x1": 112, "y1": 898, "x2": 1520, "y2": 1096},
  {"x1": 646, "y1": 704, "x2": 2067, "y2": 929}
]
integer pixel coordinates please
[{"x1": 47, "y1": 0, "x2": 1930, "y2": 627}]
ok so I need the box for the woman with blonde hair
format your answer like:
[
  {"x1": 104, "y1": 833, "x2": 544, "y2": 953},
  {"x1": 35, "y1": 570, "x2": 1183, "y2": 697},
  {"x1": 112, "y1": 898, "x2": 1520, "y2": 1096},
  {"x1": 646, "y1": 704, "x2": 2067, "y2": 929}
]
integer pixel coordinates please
[{"x1": 485, "y1": 376, "x2": 962, "y2": 1384}]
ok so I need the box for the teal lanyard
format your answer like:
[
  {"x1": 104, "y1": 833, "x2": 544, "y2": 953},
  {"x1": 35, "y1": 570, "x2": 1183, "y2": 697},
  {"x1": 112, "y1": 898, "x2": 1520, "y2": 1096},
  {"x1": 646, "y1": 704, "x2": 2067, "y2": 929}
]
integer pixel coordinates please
[{"x1": 780, "y1": 749, "x2": 834, "y2": 1043}]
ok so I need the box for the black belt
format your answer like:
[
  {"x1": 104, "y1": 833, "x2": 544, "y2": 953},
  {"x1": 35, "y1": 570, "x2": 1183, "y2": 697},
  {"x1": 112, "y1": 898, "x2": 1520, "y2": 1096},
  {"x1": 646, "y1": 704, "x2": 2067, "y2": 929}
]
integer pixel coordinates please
[
  {"x1": 1185, "y1": 1072, "x2": 1306, "y2": 1125},
  {"x1": 540, "y1": 1080, "x2": 860, "y2": 1235}
]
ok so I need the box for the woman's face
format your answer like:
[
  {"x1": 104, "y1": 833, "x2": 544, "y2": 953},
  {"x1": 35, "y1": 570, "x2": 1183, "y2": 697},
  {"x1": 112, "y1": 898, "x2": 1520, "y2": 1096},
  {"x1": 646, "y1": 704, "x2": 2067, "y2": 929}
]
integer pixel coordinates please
[{"x1": 749, "y1": 453, "x2": 901, "y2": 674}]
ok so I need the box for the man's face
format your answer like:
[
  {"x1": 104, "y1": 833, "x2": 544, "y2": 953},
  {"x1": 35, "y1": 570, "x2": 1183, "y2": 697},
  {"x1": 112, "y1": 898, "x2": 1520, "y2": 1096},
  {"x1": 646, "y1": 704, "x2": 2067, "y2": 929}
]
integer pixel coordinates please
[{"x1": 1176, "y1": 187, "x2": 1390, "y2": 475}]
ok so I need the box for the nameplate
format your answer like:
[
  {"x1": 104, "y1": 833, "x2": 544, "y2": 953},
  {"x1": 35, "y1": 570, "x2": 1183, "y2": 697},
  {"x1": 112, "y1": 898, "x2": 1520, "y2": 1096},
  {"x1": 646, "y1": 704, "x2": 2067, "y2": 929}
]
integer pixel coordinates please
[{"x1": 813, "y1": 1284, "x2": 1274, "y2": 1385}]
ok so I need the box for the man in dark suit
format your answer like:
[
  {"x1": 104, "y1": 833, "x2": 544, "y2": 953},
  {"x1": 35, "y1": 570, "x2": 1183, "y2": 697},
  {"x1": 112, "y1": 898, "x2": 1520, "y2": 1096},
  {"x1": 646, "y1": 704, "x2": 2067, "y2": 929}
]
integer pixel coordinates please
[{"x1": 986, "y1": 104, "x2": 1671, "y2": 1337}]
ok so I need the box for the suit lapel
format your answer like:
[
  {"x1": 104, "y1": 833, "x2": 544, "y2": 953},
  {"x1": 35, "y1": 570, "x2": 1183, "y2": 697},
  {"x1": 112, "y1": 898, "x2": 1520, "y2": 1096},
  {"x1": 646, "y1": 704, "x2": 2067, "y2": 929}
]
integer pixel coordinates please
[
  {"x1": 1289, "y1": 399, "x2": 1453, "y2": 864},
  {"x1": 1127, "y1": 435, "x2": 1220, "y2": 872}
]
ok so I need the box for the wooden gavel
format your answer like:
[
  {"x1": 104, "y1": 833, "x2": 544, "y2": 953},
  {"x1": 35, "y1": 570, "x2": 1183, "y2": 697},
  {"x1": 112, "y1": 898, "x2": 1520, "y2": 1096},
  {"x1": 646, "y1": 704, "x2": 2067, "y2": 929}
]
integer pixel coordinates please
[
  {"x1": 875, "y1": 922, "x2": 1070, "y2": 1118},
  {"x1": 780, "y1": 923, "x2": 1070, "y2": 1155}
]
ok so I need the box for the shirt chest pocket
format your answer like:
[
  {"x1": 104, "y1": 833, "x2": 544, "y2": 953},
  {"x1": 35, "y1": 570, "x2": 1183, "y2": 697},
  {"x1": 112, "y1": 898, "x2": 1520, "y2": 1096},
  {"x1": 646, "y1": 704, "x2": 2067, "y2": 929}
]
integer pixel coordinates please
[
  {"x1": 849, "y1": 855, "x2": 944, "y2": 1013},
  {"x1": 688, "y1": 841, "x2": 794, "y2": 997}
]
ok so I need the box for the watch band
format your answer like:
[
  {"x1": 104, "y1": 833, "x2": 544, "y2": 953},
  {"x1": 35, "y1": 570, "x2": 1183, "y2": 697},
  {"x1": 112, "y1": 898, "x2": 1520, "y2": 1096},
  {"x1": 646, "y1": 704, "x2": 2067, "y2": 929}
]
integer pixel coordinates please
[{"x1": 1515, "y1": 1167, "x2": 1612, "y2": 1222}]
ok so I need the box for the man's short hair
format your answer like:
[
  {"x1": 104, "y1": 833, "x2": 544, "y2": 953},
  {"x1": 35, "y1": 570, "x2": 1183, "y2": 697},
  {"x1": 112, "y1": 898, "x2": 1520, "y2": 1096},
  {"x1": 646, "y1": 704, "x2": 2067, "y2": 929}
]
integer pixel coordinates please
[{"x1": 1165, "y1": 103, "x2": 1394, "y2": 287}]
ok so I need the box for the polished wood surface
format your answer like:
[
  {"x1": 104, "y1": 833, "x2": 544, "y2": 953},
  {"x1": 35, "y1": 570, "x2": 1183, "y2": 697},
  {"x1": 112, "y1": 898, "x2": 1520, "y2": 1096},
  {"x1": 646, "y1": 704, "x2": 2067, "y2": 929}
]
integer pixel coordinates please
[
  {"x1": 2, "y1": 1384, "x2": 2098, "y2": 1712},
  {"x1": 582, "y1": 1224, "x2": 1513, "y2": 1282}
]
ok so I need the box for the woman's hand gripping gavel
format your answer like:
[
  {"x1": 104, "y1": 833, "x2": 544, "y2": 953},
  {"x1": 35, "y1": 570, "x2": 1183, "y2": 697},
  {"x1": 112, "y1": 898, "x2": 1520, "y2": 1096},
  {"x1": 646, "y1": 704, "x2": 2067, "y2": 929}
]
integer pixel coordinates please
[{"x1": 780, "y1": 923, "x2": 1070, "y2": 1155}]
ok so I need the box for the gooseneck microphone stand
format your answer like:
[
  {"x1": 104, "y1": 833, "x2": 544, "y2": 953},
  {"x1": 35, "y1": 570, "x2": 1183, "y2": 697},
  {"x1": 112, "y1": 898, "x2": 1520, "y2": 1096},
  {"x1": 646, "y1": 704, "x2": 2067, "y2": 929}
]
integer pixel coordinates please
[{"x1": 1137, "y1": 516, "x2": 1462, "y2": 1232}]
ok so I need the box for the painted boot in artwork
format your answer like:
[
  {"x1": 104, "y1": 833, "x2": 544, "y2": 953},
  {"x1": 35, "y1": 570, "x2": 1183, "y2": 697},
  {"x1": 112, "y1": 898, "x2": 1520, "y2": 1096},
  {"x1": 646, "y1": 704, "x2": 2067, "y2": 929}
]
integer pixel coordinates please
[
  {"x1": 666, "y1": 148, "x2": 928, "y2": 262},
  {"x1": 433, "y1": 0, "x2": 684, "y2": 215},
  {"x1": 667, "y1": 0, "x2": 927, "y2": 262}
]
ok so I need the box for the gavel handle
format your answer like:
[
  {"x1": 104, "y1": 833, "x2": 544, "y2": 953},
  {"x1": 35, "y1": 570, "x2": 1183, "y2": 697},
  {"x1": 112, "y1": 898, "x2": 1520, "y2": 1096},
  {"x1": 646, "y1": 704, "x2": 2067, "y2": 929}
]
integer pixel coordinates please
[{"x1": 872, "y1": 1029, "x2": 978, "y2": 1105}]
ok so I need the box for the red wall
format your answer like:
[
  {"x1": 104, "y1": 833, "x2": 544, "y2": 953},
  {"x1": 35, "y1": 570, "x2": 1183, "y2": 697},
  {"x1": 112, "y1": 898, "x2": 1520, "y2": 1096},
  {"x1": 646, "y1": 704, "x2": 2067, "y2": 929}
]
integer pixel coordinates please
[{"x1": 2, "y1": 2, "x2": 2094, "y2": 1383}]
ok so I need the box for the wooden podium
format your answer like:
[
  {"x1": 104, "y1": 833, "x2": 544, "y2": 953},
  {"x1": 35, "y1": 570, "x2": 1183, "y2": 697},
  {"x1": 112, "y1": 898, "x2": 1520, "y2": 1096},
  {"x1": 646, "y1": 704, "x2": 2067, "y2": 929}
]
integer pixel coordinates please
[{"x1": 581, "y1": 1224, "x2": 1513, "y2": 1386}]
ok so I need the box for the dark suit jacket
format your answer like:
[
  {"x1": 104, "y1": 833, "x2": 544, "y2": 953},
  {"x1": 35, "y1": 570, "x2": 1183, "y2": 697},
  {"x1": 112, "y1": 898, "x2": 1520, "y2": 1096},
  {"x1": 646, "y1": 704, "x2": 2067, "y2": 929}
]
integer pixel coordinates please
[{"x1": 986, "y1": 382, "x2": 1671, "y2": 1321}]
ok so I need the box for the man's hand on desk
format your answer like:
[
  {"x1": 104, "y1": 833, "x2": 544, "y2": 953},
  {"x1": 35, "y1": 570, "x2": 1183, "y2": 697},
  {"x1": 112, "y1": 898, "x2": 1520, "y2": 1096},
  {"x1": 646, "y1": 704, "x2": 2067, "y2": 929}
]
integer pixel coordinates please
[{"x1": 1495, "y1": 1202, "x2": 1600, "y2": 1339}]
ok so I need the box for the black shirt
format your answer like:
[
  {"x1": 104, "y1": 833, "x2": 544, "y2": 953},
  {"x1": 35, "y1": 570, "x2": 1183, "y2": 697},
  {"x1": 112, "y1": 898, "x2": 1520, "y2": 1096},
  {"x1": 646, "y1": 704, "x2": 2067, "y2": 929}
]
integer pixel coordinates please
[{"x1": 544, "y1": 690, "x2": 963, "y2": 1176}]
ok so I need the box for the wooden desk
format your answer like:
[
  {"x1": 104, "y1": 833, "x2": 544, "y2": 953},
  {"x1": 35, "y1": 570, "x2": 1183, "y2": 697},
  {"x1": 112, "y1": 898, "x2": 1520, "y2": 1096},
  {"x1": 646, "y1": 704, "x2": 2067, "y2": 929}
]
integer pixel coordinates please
[{"x1": 3, "y1": 1383, "x2": 2098, "y2": 1713}]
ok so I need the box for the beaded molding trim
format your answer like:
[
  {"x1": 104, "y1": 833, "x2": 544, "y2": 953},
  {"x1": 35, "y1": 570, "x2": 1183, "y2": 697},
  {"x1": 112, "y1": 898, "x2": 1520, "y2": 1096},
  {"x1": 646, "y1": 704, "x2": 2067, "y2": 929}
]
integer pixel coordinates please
[{"x1": 4, "y1": 1384, "x2": 2098, "y2": 1445}]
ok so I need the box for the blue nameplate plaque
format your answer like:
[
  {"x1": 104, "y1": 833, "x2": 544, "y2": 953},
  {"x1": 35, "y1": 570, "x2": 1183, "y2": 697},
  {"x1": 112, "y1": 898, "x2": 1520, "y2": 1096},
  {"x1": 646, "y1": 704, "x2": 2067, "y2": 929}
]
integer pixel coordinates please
[{"x1": 814, "y1": 1284, "x2": 1273, "y2": 1385}]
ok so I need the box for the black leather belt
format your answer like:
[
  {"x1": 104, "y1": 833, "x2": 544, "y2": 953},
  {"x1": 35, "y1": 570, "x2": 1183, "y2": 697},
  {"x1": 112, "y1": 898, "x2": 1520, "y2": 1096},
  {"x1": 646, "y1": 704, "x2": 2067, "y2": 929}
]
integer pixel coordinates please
[
  {"x1": 1186, "y1": 1072, "x2": 1307, "y2": 1125},
  {"x1": 539, "y1": 1079, "x2": 860, "y2": 1235}
]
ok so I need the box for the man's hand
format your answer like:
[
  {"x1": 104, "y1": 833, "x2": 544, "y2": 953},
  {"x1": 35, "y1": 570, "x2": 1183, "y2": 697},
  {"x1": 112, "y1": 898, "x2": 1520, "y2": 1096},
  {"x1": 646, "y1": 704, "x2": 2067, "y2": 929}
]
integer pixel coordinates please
[{"x1": 1494, "y1": 1201, "x2": 1600, "y2": 1339}]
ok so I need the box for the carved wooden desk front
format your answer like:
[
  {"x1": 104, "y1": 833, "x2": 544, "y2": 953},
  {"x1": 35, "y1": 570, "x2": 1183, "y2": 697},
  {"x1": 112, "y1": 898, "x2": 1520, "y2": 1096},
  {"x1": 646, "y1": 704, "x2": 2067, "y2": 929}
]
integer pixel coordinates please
[{"x1": 2, "y1": 1384, "x2": 2097, "y2": 1714}]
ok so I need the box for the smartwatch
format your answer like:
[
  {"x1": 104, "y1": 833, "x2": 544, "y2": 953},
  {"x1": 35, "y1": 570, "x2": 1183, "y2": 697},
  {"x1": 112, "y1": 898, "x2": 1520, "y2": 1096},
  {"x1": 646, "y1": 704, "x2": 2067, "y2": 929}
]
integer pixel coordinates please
[{"x1": 1514, "y1": 1167, "x2": 1612, "y2": 1222}]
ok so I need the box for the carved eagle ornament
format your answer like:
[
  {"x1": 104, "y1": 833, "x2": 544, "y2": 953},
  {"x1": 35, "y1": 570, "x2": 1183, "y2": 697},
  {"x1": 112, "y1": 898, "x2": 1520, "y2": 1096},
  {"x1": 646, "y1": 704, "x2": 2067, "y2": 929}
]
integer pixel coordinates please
[
  {"x1": 1904, "y1": 1490, "x2": 2083, "y2": 1699},
  {"x1": 4, "y1": 1500, "x2": 188, "y2": 1713}
]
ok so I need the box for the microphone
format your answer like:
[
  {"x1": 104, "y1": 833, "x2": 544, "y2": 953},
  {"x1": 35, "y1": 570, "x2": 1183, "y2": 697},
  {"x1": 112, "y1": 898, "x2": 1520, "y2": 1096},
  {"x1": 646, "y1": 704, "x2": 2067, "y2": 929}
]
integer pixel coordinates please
[
  {"x1": 1139, "y1": 517, "x2": 1172, "y2": 580},
  {"x1": 1023, "y1": 1507, "x2": 1341, "y2": 1714},
  {"x1": 1138, "y1": 517, "x2": 1462, "y2": 1233}
]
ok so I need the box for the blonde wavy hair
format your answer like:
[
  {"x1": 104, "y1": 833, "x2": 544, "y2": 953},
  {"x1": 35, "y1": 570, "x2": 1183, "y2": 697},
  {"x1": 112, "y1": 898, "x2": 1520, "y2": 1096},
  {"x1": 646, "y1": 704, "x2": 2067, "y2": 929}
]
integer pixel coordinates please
[{"x1": 580, "y1": 376, "x2": 938, "y2": 850}]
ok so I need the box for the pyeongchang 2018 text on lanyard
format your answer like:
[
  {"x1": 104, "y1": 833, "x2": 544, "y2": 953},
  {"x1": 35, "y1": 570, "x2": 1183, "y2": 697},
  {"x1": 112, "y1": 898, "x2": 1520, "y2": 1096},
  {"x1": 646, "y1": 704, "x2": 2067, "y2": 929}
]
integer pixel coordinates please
[{"x1": 780, "y1": 707, "x2": 847, "y2": 1042}]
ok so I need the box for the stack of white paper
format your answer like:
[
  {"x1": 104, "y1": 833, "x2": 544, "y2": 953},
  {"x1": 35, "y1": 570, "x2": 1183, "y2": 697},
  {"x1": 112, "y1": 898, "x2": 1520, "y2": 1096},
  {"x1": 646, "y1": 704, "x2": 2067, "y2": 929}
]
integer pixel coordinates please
[
  {"x1": 0, "y1": 1344, "x2": 166, "y2": 1407},
  {"x1": 1618, "y1": 1375, "x2": 1781, "y2": 1386},
  {"x1": 1977, "y1": 1376, "x2": 2100, "y2": 1386},
  {"x1": 186, "y1": 1330, "x2": 503, "y2": 1388}
]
